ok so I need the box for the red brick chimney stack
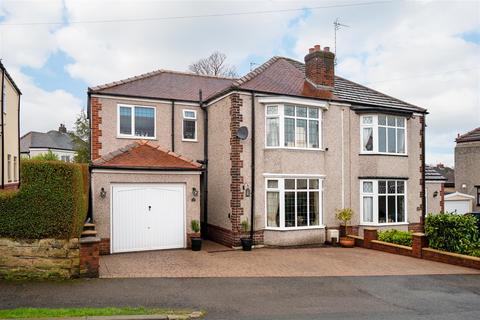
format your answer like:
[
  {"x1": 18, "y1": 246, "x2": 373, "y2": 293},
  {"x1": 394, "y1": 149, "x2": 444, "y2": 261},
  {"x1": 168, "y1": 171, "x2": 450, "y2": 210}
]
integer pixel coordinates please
[{"x1": 304, "y1": 44, "x2": 335, "y2": 89}]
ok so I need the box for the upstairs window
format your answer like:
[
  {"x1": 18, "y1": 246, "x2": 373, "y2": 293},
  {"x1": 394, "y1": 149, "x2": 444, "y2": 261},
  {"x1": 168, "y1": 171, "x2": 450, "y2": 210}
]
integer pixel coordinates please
[
  {"x1": 361, "y1": 115, "x2": 406, "y2": 155},
  {"x1": 266, "y1": 104, "x2": 321, "y2": 149},
  {"x1": 118, "y1": 104, "x2": 155, "y2": 138},
  {"x1": 182, "y1": 110, "x2": 197, "y2": 141}
]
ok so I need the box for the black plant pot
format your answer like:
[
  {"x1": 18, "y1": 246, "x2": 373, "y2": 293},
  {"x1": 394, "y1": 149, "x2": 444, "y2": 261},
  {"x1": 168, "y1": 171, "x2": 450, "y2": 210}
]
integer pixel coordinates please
[
  {"x1": 191, "y1": 237, "x2": 202, "y2": 251},
  {"x1": 241, "y1": 238, "x2": 252, "y2": 251}
]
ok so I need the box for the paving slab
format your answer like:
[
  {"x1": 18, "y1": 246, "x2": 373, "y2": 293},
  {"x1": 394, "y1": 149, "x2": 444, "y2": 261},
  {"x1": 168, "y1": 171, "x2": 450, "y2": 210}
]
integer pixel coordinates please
[{"x1": 100, "y1": 241, "x2": 480, "y2": 278}]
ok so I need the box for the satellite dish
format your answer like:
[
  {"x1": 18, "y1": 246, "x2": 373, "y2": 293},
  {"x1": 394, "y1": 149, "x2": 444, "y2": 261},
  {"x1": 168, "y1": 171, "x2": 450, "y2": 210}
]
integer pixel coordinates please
[{"x1": 236, "y1": 126, "x2": 249, "y2": 140}]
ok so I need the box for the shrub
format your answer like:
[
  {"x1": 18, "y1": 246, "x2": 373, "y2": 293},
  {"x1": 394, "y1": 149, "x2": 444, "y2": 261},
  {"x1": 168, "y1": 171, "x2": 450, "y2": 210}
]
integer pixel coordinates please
[
  {"x1": 425, "y1": 213, "x2": 479, "y2": 256},
  {"x1": 0, "y1": 160, "x2": 89, "y2": 239},
  {"x1": 378, "y1": 229, "x2": 413, "y2": 247}
]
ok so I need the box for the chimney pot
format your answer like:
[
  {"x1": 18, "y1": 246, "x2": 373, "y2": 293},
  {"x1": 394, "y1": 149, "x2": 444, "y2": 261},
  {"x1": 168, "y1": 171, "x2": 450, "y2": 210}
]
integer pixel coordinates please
[
  {"x1": 314, "y1": 44, "x2": 321, "y2": 51},
  {"x1": 309, "y1": 47, "x2": 314, "y2": 53},
  {"x1": 58, "y1": 124, "x2": 67, "y2": 134},
  {"x1": 304, "y1": 43, "x2": 335, "y2": 89}
]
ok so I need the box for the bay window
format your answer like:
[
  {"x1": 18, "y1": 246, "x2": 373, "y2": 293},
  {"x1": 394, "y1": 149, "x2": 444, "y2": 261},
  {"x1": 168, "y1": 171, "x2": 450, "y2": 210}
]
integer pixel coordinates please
[
  {"x1": 360, "y1": 179, "x2": 407, "y2": 225},
  {"x1": 265, "y1": 104, "x2": 321, "y2": 149},
  {"x1": 266, "y1": 177, "x2": 323, "y2": 229},
  {"x1": 360, "y1": 115, "x2": 406, "y2": 154},
  {"x1": 118, "y1": 104, "x2": 155, "y2": 138}
]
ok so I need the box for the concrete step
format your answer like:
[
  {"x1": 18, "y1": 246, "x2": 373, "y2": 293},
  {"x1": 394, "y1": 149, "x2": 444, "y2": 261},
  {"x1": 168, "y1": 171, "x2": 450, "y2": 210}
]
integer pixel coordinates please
[{"x1": 81, "y1": 230, "x2": 98, "y2": 237}]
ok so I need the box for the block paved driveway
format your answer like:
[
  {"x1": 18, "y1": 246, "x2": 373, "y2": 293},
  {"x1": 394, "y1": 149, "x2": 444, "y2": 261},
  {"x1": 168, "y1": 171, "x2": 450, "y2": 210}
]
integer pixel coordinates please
[{"x1": 100, "y1": 241, "x2": 480, "y2": 278}]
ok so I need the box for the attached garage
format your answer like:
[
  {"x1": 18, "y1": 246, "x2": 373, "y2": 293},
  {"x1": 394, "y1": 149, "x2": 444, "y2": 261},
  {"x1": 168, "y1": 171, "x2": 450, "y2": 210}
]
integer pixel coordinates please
[
  {"x1": 444, "y1": 192, "x2": 475, "y2": 215},
  {"x1": 111, "y1": 184, "x2": 186, "y2": 253},
  {"x1": 91, "y1": 141, "x2": 202, "y2": 254}
]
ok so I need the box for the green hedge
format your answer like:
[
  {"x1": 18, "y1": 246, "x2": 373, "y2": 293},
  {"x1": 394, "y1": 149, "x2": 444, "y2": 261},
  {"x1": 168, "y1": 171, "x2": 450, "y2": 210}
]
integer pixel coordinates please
[
  {"x1": 377, "y1": 229, "x2": 413, "y2": 247},
  {"x1": 0, "y1": 160, "x2": 89, "y2": 239},
  {"x1": 425, "y1": 213, "x2": 480, "y2": 257}
]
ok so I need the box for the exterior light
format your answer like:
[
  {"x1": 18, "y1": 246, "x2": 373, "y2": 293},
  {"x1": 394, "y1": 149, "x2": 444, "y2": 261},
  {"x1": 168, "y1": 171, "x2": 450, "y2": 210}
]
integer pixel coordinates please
[
  {"x1": 433, "y1": 191, "x2": 438, "y2": 198},
  {"x1": 192, "y1": 187, "x2": 199, "y2": 197},
  {"x1": 100, "y1": 187, "x2": 107, "y2": 199},
  {"x1": 243, "y1": 184, "x2": 251, "y2": 197}
]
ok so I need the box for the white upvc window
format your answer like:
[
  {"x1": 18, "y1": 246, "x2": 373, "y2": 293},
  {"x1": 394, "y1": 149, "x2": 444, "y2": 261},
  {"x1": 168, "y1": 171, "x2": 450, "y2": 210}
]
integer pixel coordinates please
[
  {"x1": 265, "y1": 104, "x2": 322, "y2": 150},
  {"x1": 7, "y1": 154, "x2": 11, "y2": 182},
  {"x1": 117, "y1": 104, "x2": 156, "y2": 139},
  {"x1": 360, "y1": 115, "x2": 407, "y2": 155},
  {"x1": 13, "y1": 156, "x2": 17, "y2": 181},
  {"x1": 182, "y1": 109, "x2": 197, "y2": 142},
  {"x1": 360, "y1": 179, "x2": 407, "y2": 225},
  {"x1": 265, "y1": 177, "x2": 323, "y2": 229}
]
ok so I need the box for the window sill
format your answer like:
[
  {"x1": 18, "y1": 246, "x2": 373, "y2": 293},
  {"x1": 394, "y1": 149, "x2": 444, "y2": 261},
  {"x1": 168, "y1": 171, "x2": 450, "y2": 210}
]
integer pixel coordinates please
[
  {"x1": 359, "y1": 153, "x2": 408, "y2": 157},
  {"x1": 182, "y1": 139, "x2": 198, "y2": 143},
  {"x1": 359, "y1": 222, "x2": 409, "y2": 227},
  {"x1": 265, "y1": 225, "x2": 326, "y2": 231},
  {"x1": 117, "y1": 135, "x2": 157, "y2": 140},
  {"x1": 265, "y1": 147, "x2": 325, "y2": 152}
]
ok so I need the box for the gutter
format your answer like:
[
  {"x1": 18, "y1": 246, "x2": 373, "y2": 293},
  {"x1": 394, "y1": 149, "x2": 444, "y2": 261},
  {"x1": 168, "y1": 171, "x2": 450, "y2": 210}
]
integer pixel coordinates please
[
  {"x1": 250, "y1": 91, "x2": 256, "y2": 240},
  {"x1": 1, "y1": 67, "x2": 4, "y2": 189},
  {"x1": 90, "y1": 165, "x2": 202, "y2": 172}
]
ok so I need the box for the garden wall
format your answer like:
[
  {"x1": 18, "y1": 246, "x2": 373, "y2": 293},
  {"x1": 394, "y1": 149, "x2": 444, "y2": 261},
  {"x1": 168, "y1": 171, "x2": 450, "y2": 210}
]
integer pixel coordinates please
[{"x1": 0, "y1": 238, "x2": 80, "y2": 279}]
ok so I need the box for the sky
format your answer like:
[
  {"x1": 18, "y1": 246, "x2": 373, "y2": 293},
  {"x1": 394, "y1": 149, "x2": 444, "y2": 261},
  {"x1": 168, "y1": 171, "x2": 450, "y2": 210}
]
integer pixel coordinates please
[{"x1": 0, "y1": 0, "x2": 478, "y2": 166}]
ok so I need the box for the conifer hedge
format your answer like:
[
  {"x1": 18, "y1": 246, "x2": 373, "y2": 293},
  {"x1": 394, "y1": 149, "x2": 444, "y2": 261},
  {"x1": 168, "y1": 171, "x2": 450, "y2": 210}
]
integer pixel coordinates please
[{"x1": 0, "y1": 160, "x2": 88, "y2": 239}]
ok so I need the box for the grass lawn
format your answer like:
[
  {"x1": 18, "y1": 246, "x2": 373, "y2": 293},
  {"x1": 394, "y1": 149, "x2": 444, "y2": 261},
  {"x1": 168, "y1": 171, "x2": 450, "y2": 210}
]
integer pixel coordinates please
[{"x1": 0, "y1": 307, "x2": 196, "y2": 319}]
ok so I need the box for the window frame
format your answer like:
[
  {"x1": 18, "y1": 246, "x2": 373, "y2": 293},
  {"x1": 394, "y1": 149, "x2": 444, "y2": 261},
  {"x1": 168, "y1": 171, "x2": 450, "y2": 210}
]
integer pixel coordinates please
[
  {"x1": 476, "y1": 186, "x2": 480, "y2": 206},
  {"x1": 360, "y1": 114, "x2": 407, "y2": 155},
  {"x1": 13, "y1": 156, "x2": 17, "y2": 182},
  {"x1": 360, "y1": 179, "x2": 408, "y2": 226},
  {"x1": 265, "y1": 176, "x2": 324, "y2": 230},
  {"x1": 7, "y1": 154, "x2": 11, "y2": 182},
  {"x1": 117, "y1": 104, "x2": 156, "y2": 139},
  {"x1": 264, "y1": 104, "x2": 323, "y2": 151},
  {"x1": 182, "y1": 109, "x2": 198, "y2": 142}
]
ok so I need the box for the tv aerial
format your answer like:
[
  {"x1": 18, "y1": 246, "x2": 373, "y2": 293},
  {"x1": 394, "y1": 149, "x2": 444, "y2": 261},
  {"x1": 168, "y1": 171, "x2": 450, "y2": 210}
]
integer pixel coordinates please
[{"x1": 334, "y1": 18, "x2": 350, "y2": 65}]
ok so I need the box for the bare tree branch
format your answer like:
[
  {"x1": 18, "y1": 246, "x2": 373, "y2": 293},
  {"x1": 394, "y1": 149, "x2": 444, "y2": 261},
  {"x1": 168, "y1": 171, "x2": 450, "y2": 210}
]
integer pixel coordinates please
[{"x1": 188, "y1": 51, "x2": 237, "y2": 78}]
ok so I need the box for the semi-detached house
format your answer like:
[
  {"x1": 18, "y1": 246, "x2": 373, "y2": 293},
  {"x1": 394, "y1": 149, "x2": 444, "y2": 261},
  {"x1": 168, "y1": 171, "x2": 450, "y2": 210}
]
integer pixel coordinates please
[{"x1": 88, "y1": 45, "x2": 427, "y2": 254}]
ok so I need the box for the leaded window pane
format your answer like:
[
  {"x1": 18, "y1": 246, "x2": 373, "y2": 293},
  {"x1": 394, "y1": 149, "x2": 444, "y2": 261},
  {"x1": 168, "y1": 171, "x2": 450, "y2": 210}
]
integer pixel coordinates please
[
  {"x1": 397, "y1": 181, "x2": 405, "y2": 193},
  {"x1": 308, "y1": 108, "x2": 319, "y2": 118},
  {"x1": 309, "y1": 191, "x2": 320, "y2": 225},
  {"x1": 267, "y1": 180, "x2": 278, "y2": 189},
  {"x1": 378, "y1": 115, "x2": 386, "y2": 125},
  {"x1": 285, "y1": 179, "x2": 295, "y2": 189},
  {"x1": 297, "y1": 179, "x2": 307, "y2": 189},
  {"x1": 363, "y1": 181, "x2": 373, "y2": 193},
  {"x1": 387, "y1": 116, "x2": 396, "y2": 126},
  {"x1": 396, "y1": 117, "x2": 405, "y2": 127},
  {"x1": 388, "y1": 181, "x2": 396, "y2": 194},
  {"x1": 296, "y1": 106, "x2": 307, "y2": 117},
  {"x1": 379, "y1": 181, "x2": 386, "y2": 194},
  {"x1": 295, "y1": 119, "x2": 307, "y2": 148},
  {"x1": 297, "y1": 192, "x2": 308, "y2": 226},
  {"x1": 135, "y1": 107, "x2": 155, "y2": 137},
  {"x1": 285, "y1": 105, "x2": 295, "y2": 116},
  {"x1": 119, "y1": 107, "x2": 132, "y2": 135},
  {"x1": 266, "y1": 118, "x2": 280, "y2": 146},
  {"x1": 309, "y1": 179, "x2": 319, "y2": 189},
  {"x1": 266, "y1": 105, "x2": 278, "y2": 115},
  {"x1": 284, "y1": 118, "x2": 295, "y2": 147},
  {"x1": 363, "y1": 116, "x2": 373, "y2": 124},
  {"x1": 308, "y1": 120, "x2": 319, "y2": 148},
  {"x1": 285, "y1": 192, "x2": 296, "y2": 227}
]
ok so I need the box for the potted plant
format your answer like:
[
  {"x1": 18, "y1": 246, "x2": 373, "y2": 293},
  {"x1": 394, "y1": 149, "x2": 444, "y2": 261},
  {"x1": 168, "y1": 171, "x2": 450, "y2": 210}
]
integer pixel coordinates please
[
  {"x1": 190, "y1": 220, "x2": 202, "y2": 251},
  {"x1": 336, "y1": 208, "x2": 355, "y2": 248},
  {"x1": 240, "y1": 220, "x2": 252, "y2": 251}
]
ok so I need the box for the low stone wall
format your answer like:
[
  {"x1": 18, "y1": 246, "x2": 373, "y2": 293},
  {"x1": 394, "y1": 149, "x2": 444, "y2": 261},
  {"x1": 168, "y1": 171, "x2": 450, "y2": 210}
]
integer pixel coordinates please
[
  {"x1": 0, "y1": 238, "x2": 80, "y2": 280},
  {"x1": 422, "y1": 248, "x2": 480, "y2": 269},
  {"x1": 370, "y1": 240, "x2": 413, "y2": 257}
]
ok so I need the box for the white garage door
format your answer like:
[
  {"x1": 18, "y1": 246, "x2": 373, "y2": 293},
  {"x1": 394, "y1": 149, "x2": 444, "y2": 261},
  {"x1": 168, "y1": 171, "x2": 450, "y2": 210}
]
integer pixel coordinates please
[
  {"x1": 111, "y1": 184, "x2": 185, "y2": 253},
  {"x1": 445, "y1": 200, "x2": 470, "y2": 215}
]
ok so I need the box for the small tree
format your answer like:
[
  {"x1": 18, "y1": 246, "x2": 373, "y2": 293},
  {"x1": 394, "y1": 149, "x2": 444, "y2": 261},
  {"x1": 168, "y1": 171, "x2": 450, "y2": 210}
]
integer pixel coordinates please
[
  {"x1": 191, "y1": 219, "x2": 200, "y2": 233},
  {"x1": 188, "y1": 51, "x2": 237, "y2": 78},
  {"x1": 336, "y1": 208, "x2": 354, "y2": 236},
  {"x1": 31, "y1": 150, "x2": 59, "y2": 161},
  {"x1": 70, "y1": 110, "x2": 90, "y2": 163}
]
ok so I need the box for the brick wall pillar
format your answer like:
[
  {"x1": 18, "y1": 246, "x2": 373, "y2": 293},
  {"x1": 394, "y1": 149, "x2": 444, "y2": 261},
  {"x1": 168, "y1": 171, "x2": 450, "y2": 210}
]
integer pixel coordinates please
[
  {"x1": 363, "y1": 228, "x2": 378, "y2": 249},
  {"x1": 80, "y1": 237, "x2": 100, "y2": 278},
  {"x1": 412, "y1": 233, "x2": 428, "y2": 258}
]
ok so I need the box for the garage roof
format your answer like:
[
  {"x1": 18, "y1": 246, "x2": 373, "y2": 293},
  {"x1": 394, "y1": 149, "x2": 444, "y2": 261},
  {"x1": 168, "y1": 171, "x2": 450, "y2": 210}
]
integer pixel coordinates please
[{"x1": 92, "y1": 141, "x2": 202, "y2": 170}]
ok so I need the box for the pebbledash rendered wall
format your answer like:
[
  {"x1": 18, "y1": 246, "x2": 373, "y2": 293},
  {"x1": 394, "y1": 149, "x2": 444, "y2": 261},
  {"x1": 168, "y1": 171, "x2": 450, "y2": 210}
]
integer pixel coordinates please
[
  {"x1": 0, "y1": 238, "x2": 80, "y2": 279},
  {"x1": 206, "y1": 92, "x2": 424, "y2": 246}
]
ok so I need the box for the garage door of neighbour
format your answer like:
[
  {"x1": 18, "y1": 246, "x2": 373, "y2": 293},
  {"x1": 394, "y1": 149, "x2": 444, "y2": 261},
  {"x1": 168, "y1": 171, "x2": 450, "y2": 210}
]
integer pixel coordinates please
[{"x1": 112, "y1": 184, "x2": 185, "y2": 253}]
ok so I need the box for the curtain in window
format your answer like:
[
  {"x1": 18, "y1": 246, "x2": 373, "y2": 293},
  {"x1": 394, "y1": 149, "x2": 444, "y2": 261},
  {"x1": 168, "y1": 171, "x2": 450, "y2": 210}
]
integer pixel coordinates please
[
  {"x1": 363, "y1": 127, "x2": 373, "y2": 151},
  {"x1": 267, "y1": 192, "x2": 280, "y2": 227},
  {"x1": 266, "y1": 118, "x2": 279, "y2": 146},
  {"x1": 363, "y1": 196, "x2": 373, "y2": 222}
]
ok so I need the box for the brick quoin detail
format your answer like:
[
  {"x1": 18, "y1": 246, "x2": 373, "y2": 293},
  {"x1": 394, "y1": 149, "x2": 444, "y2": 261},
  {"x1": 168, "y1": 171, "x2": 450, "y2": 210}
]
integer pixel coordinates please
[
  {"x1": 229, "y1": 93, "x2": 244, "y2": 247},
  {"x1": 440, "y1": 183, "x2": 445, "y2": 213},
  {"x1": 91, "y1": 97, "x2": 103, "y2": 160}
]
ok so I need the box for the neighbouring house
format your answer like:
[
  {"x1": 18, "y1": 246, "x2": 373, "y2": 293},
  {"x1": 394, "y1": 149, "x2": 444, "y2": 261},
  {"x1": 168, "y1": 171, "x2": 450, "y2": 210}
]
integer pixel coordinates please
[
  {"x1": 432, "y1": 163, "x2": 455, "y2": 194},
  {"x1": 0, "y1": 61, "x2": 21, "y2": 190},
  {"x1": 20, "y1": 124, "x2": 77, "y2": 162},
  {"x1": 89, "y1": 44, "x2": 427, "y2": 254},
  {"x1": 425, "y1": 166, "x2": 446, "y2": 214},
  {"x1": 445, "y1": 127, "x2": 480, "y2": 214}
]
